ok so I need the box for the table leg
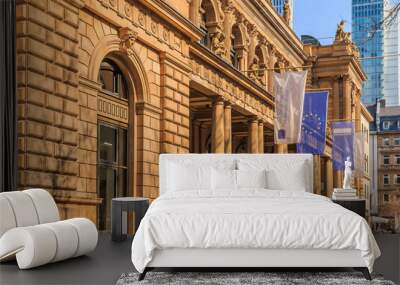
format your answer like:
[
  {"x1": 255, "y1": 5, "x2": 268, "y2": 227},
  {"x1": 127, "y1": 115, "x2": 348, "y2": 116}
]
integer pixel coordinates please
[{"x1": 112, "y1": 201, "x2": 124, "y2": 241}]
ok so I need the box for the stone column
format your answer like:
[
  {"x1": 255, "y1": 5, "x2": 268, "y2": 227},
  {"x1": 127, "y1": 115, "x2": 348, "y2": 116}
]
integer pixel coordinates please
[
  {"x1": 248, "y1": 117, "x2": 259, "y2": 153},
  {"x1": 193, "y1": 120, "x2": 201, "y2": 153},
  {"x1": 258, "y1": 120, "x2": 264, "y2": 153},
  {"x1": 274, "y1": 144, "x2": 284, "y2": 153},
  {"x1": 333, "y1": 170, "x2": 342, "y2": 189},
  {"x1": 313, "y1": 155, "x2": 321, "y2": 195},
  {"x1": 211, "y1": 97, "x2": 225, "y2": 153},
  {"x1": 224, "y1": 102, "x2": 232, "y2": 153},
  {"x1": 326, "y1": 158, "x2": 333, "y2": 198},
  {"x1": 200, "y1": 123, "x2": 209, "y2": 153}
]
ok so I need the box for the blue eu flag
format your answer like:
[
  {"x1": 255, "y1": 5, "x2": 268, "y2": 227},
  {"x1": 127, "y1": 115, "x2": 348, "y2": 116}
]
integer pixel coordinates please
[{"x1": 296, "y1": 91, "x2": 329, "y2": 155}]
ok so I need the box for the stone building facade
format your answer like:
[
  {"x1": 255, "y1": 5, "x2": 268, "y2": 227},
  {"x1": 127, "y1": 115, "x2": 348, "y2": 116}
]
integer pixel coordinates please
[
  {"x1": 361, "y1": 104, "x2": 373, "y2": 217},
  {"x1": 303, "y1": 30, "x2": 368, "y2": 200},
  {"x1": 15, "y1": 0, "x2": 369, "y2": 228},
  {"x1": 369, "y1": 100, "x2": 400, "y2": 232}
]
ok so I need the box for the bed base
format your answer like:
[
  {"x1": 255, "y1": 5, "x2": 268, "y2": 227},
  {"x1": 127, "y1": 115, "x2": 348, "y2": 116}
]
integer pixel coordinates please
[
  {"x1": 138, "y1": 267, "x2": 371, "y2": 281},
  {"x1": 138, "y1": 248, "x2": 372, "y2": 281}
]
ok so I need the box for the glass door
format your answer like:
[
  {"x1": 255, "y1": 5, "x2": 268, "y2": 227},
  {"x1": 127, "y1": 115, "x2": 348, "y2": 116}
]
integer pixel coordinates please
[{"x1": 98, "y1": 122, "x2": 128, "y2": 231}]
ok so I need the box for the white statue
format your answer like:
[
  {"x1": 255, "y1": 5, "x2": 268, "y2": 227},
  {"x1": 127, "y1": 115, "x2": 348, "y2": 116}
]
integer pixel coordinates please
[{"x1": 343, "y1": 156, "x2": 352, "y2": 189}]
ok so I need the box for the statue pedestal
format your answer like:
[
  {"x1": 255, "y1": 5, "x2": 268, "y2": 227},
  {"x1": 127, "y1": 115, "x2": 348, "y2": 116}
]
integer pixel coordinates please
[
  {"x1": 332, "y1": 188, "x2": 358, "y2": 200},
  {"x1": 334, "y1": 188, "x2": 356, "y2": 192}
]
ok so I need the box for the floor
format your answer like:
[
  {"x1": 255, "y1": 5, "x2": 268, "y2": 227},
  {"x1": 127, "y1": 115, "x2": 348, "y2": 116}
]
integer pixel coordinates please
[
  {"x1": 374, "y1": 233, "x2": 400, "y2": 284},
  {"x1": 1, "y1": 233, "x2": 399, "y2": 285},
  {"x1": 0, "y1": 233, "x2": 134, "y2": 285}
]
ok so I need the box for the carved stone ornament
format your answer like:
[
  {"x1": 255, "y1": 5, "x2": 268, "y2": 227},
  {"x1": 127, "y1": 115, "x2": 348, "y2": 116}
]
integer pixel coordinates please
[
  {"x1": 124, "y1": 3, "x2": 132, "y2": 17},
  {"x1": 258, "y1": 35, "x2": 267, "y2": 46},
  {"x1": 211, "y1": 31, "x2": 226, "y2": 57},
  {"x1": 119, "y1": 27, "x2": 138, "y2": 54},
  {"x1": 223, "y1": 0, "x2": 235, "y2": 12}
]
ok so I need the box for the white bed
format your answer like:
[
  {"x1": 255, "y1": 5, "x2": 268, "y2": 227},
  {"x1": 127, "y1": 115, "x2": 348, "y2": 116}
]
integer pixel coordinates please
[{"x1": 131, "y1": 154, "x2": 380, "y2": 280}]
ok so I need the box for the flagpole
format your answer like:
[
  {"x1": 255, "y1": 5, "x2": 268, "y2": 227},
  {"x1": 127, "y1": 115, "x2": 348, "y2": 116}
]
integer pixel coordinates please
[
  {"x1": 328, "y1": 118, "x2": 361, "y2": 122},
  {"x1": 241, "y1": 65, "x2": 313, "y2": 73}
]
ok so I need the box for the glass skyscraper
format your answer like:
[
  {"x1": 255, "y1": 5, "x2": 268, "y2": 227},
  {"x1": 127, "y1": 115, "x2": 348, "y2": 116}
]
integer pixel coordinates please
[
  {"x1": 352, "y1": 0, "x2": 384, "y2": 105},
  {"x1": 272, "y1": 0, "x2": 293, "y2": 27}
]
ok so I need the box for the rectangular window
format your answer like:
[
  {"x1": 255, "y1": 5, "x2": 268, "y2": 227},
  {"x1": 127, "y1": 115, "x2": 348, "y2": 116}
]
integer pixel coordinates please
[
  {"x1": 383, "y1": 138, "x2": 390, "y2": 146},
  {"x1": 383, "y1": 121, "x2": 390, "y2": 130},
  {"x1": 383, "y1": 155, "x2": 390, "y2": 165},
  {"x1": 383, "y1": 174, "x2": 390, "y2": 185},
  {"x1": 98, "y1": 122, "x2": 128, "y2": 231},
  {"x1": 396, "y1": 175, "x2": 400, "y2": 184},
  {"x1": 394, "y1": 137, "x2": 400, "y2": 145},
  {"x1": 396, "y1": 155, "x2": 400, "y2": 164},
  {"x1": 384, "y1": 193, "x2": 389, "y2": 202}
]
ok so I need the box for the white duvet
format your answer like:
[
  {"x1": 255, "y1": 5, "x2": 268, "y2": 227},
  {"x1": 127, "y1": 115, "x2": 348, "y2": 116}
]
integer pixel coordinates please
[{"x1": 131, "y1": 190, "x2": 380, "y2": 273}]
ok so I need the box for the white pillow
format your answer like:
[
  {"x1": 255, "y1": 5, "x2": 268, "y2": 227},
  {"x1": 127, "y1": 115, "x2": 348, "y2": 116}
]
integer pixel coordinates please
[
  {"x1": 236, "y1": 169, "x2": 267, "y2": 189},
  {"x1": 212, "y1": 168, "x2": 237, "y2": 190},
  {"x1": 266, "y1": 162, "x2": 307, "y2": 191},
  {"x1": 167, "y1": 163, "x2": 212, "y2": 191}
]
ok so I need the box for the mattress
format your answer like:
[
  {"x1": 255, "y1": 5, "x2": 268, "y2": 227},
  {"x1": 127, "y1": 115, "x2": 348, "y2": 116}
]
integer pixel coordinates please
[{"x1": 131, "y1": 189, "x2": 380, "y2": 273}]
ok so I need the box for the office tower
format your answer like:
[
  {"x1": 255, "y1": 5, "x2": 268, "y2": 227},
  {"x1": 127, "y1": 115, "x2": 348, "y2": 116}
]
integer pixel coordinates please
[{"x1": 352, "y1": 0, "x2": 385, "y2": 105}]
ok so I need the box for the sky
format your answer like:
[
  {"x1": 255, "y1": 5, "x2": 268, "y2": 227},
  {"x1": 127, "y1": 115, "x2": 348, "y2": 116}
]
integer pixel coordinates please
[{"x1": 293, "y1": 0, "x2": 352, "y2": 45}]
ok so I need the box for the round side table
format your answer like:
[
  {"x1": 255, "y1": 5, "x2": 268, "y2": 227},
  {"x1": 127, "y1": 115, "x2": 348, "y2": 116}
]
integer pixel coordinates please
[{"x1": 111, "y1": 197, "x2": 149, "y2": 242}]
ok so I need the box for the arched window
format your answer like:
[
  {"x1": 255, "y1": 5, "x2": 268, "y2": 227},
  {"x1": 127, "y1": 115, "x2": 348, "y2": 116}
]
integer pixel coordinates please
[
  {"x1": 230, "y1": 31, "x2": 238, "y2": 68},
  {"x1": 231, "y1": 24, "x2": 242, "y2": 69},
  {"x1": 274, "y1": 62, "x2": 281, "y2": 73},
  {"x1": 254, "y1": 45, "x2": 266, "y2": 83},
  {"x1": 255, "y1": 46, "x2": 264, "y2": 67},
  {"x1": 99, "y1": 59, "x2": 128, "y2": 99},
  {"x1": 97, "y1": 58, "x2": 129, "y2": 231}
]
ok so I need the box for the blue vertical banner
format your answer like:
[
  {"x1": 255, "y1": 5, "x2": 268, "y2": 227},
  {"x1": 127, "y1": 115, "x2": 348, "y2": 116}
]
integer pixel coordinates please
[
  {"x1": 332, "y1": 121, "x2": 354, "y2": 170},
  {"x1": 296, "y1": 91, "x2": 329, "y2": 154}
]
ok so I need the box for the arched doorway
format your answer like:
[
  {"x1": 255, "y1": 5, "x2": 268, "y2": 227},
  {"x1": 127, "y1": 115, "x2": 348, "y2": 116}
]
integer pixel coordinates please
[{"x1": 97, "y1": 58, "x2": 132, "y2": 231}]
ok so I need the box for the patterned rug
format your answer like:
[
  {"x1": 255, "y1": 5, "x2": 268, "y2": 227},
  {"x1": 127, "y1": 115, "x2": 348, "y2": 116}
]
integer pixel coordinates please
[{"x1": 116, "y1": 271, "x2": 396, "y2": 285}]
